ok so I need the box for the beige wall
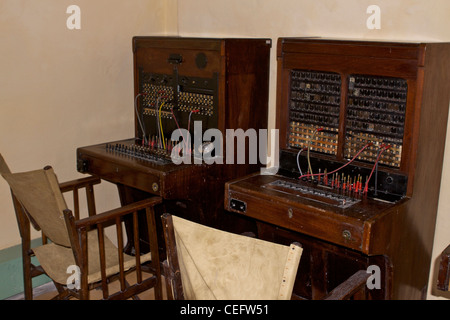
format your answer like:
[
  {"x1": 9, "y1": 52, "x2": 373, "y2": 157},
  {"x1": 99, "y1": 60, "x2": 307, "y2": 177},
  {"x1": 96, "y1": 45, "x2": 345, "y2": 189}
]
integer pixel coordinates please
[
  {"x1": 1, "y1": 0, "x2": 449, "y2": 299},
  {"x1": 0, "y1": 0, "x2": 169, "y2": 249}
]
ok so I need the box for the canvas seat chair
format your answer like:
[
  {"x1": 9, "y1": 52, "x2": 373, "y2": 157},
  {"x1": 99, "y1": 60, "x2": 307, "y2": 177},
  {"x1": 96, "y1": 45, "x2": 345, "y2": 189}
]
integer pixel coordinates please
[
  {"x1": 0, "y1": 154, "x2": 162, "y2": 300},
  {"x1": 161, "y1": 213, "x2": 371, "y2": 300},
  {"x1": 161, "y1": 213, "x2": 302, "y2": 300}
]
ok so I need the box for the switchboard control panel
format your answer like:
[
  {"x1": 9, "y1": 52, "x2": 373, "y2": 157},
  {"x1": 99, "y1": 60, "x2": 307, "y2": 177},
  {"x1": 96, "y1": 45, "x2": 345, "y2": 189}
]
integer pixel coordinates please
[
  {"x1": 289, "y1": 70, "x2": 341, "y2": 155},
  {"x1": 285, "y1": 69, "x2": 409, "y2": 202}
]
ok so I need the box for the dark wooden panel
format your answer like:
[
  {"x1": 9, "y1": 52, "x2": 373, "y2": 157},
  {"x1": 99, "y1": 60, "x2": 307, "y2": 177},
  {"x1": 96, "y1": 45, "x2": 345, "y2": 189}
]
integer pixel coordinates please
[{"x1": 280, "y1": 38, "x2": 425, "y2": 62}]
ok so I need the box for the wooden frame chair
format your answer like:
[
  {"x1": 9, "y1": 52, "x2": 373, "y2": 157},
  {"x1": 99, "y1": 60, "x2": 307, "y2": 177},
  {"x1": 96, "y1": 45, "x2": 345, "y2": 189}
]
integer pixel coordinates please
[
  {"x1": 437, "y1": 244, "x2": 450, "y2": 292},
  {"x1": 0, "y1": 154, "x2": 162, "y2": 300},
  {"x1": 161, "y1": 213, "x2": 302, "y2": 300},
  {"x1": 161, "y1": 213, "x2": 370, "y2": 300}
]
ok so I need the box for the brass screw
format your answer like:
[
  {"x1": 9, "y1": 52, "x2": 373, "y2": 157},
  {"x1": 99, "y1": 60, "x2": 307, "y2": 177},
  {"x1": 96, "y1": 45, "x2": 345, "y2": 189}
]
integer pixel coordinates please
[
  {"x1": 342, "y1": 230, "x2": 351, "y2": 240},
  {"x1": 288, "y1": 208, "x2": 293, "y2": 219}
]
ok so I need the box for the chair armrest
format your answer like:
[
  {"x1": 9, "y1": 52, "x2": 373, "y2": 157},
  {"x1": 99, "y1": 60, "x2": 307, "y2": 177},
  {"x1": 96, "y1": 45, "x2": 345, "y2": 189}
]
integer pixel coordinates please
[
  {"x1": 73, "y1": 197, "x2": 163, "y2": 229},
  {"x1": 437, "y1": 244, "x2": 450, "y2": 291},
  {"x1": 63, "y1": 196, "x2": 163, "y2": 297},
  {"x1": 59, "y1": 175, "x2": 101, "y2": 193},
  {"x1": 323, "y1": 270, "x2": 370, "y2": 300},
  {"x1": 59, "y1": 175, "x2": 101, "y2": 219}
]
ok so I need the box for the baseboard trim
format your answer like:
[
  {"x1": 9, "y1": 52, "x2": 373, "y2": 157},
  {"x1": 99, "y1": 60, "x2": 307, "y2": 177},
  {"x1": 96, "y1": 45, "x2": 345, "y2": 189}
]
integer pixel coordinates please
[{"x1": 5, "y1": 281, "x2": 56, "y2": 300}]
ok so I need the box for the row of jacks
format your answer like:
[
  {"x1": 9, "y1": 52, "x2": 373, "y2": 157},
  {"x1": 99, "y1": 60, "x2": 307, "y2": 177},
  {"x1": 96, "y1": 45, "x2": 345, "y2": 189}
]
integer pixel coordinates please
[
  {"x1": 302, "y1": 170, "x2": 369, "y2": 194},
  {"x1": 140, "y1": 135, "x2": 193, "y2": 156}
]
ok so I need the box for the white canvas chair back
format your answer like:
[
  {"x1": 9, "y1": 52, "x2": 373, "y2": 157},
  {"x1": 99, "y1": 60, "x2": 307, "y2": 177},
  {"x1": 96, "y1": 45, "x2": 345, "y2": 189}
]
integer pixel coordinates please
[
  {"x1": 171, "y1": 215, "x2": 302, "y2": 300},
  {"x1": 1, "y1": 162, "x2": 71, "y2": 247}
]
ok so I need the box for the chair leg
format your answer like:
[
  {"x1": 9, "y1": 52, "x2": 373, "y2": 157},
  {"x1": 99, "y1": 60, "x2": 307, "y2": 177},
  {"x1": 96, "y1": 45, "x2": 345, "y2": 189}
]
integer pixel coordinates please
[
  {"x1": 154, "y1": 274, "x2": 162, "y2": 300},
  {"x1": 162, "y1": 260, "x2": 174, "y2": 300},
  {"x1": 22, "y1": 268, "x2": 33, "y2": 300},
  {"x1": 146, "y1": 207, "x2": 163, "y2": 300},
  {"x1": 79, "y1": 285, "x2": 90, "y2": 300},
  {"x1": 22, "y1": 250, "x2": 33, "y2": 300}
]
